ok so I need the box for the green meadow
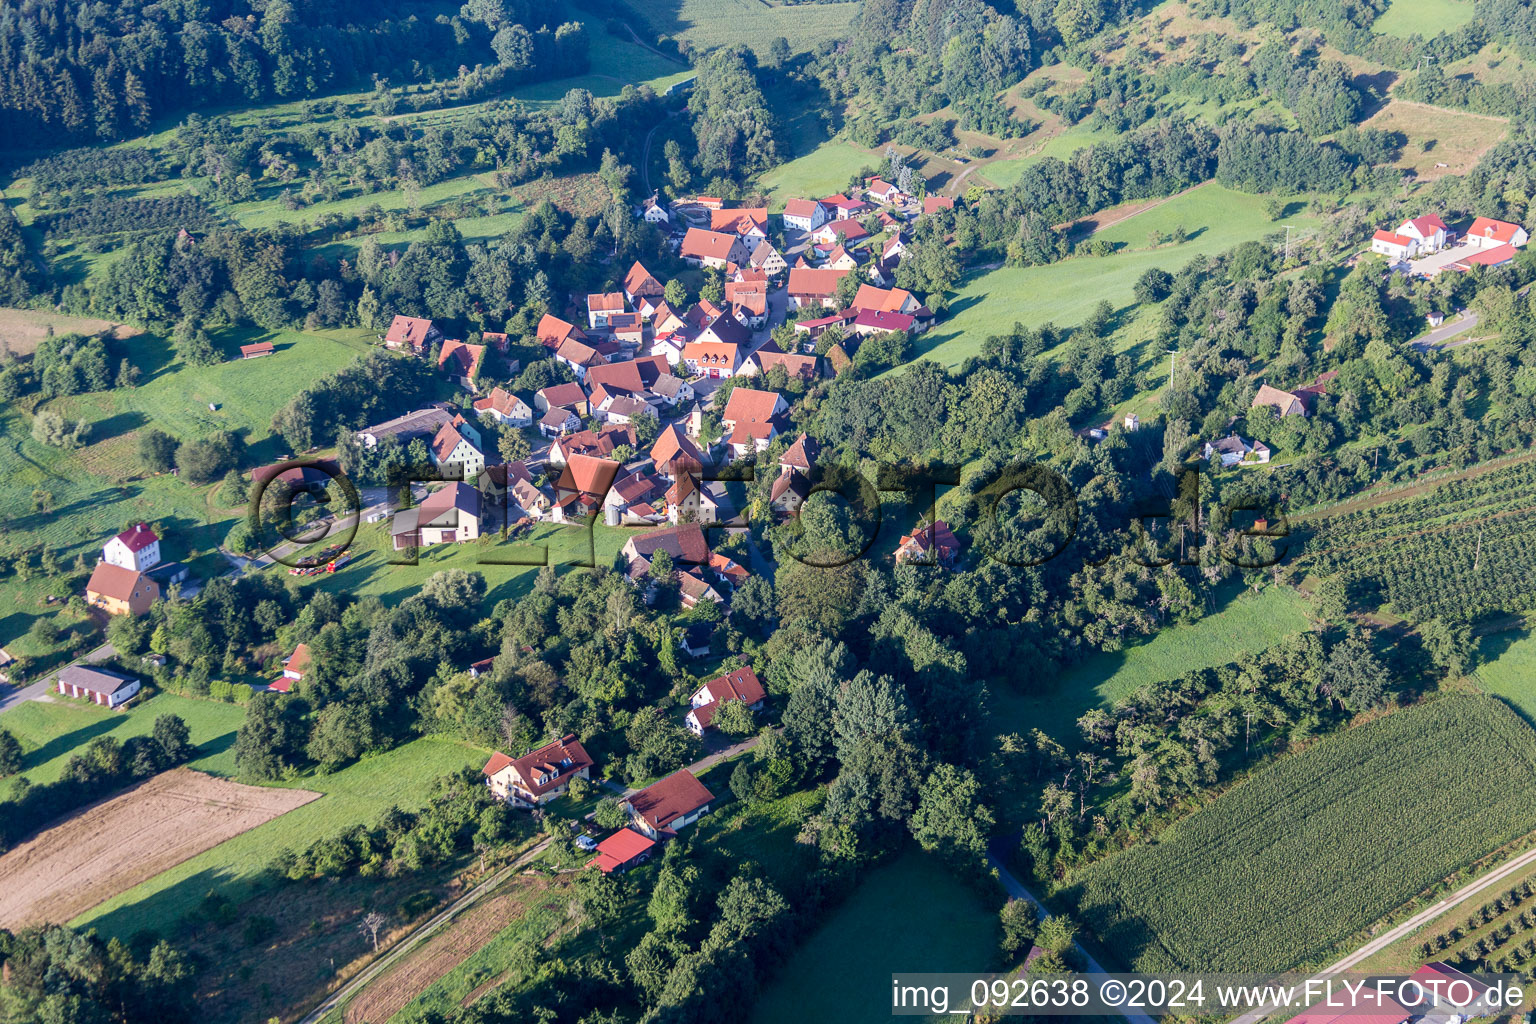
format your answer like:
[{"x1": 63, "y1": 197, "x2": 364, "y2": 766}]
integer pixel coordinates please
[
  {"x1": 1373, "y1": 0, "x2": 1476, "y2": 38},
  {"x1": 624, "y1": 0, "x2": 859, "y2": 55},
  {"x1": 988, "y1": 585, "x2": 1315, "y2": 745},
  {"x1": 1476, "y1": 628, "x2": 1536, "y2": 722},
  {"x1": 915, "y1": 184, "x2": 1320, "y2": 366}
]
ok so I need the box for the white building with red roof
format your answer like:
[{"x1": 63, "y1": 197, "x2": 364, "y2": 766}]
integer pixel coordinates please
[
  {"x1": 103, "y1": 522, "x2": 161, "y2": 572},
  {"x1": 482, "y1": 734, "x2": 594, "y2": 807},
  {"x1": 473, "y1": 386, "x2": 534, "y2": 427},
  {"x1": 383, "y1": 315, "x2": 441, "y2": 354},
  {"x1": 782, "y1": 198, "x2": 828, "y2": 232},
  {"x1": 1371, "y1": 213, "x2": 1448, "y2": 261},
  {"x1": 1464, "y1": 216, "x2": 1529, "y2": 250},
  {"x1": 721, "y1": 388, "x2": 789, "y2": 459},
  {"x1": 685, "y1": 666, "x2": 766, "y2": 735}
]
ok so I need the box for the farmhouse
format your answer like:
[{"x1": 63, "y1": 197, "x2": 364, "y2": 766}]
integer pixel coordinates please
[
  {"x1": 895, "y1": 520, "x2": 961, "y2": 567},
  {"x1": 782, "y1": 198, "x2": 828, "y2": 232},
  {"x1": 268, "y1": 642, "x2": 311, "y2": 692},
  {"x1": 438, "y1": 339, "x2": 485, "y2": 389},
  {"x1": 721, "y1": 387, "x2": 789, "y2": 458},
  {"x1": 553, "y1": 454, "x2": 622, "y2": 521},
  {"x1": 680, "y1": 228, "x2": 749, "y2": 269},
  {"x1": 429, "y1": 417, "x2": 486, "y2": 481},
  {"x1": 555, "y1": 337, "x2": 610, "y2": 380},
  {"x1": 750, "y1": 348, "x2": 819, "y2": 382},
  {"x1": 535, "y1": 382, "x2": 589, "y2": 417},
  {"x1": 551, "y1": 424, "x2": 635, "y2": 466},
  {"x1": 749, "y1": 240, "x2": 788, "y2": 276},
  {"x1": 384, "y1": 315, "x2": 441, "y2": 354},
  {"x1": 391, "y1": 482, "x2": 482, "y2": 550},
  {"x1": 473, "y1": 386, "x2": 534, "y2": 427},
  {"x1": 865, "y1": 177, "x2": 905, "y2": 204},
  {"x1": 1203, "y1": 433, "x2": 1271, "y2": 467},
  {"x1": 1371, "y1": 214, "x2": 1448, "y2": 261},
  {"x1": 788, "y1": 267, "x2": 850, "y2": 308},
  {"x1": 1251, "y1": 383, "x2": 1308, "y2": 418},
  {"x1": 822, "y1": 194, "x2": 869, "y2": 219},
  {"x1": 355, "y1": 406, "x2": 454, "y2": 448},
  {"x1": 812, "y1": 219, "x2": 871, "y2": 247},
  {"x1": 624, "y1": 261, "x2": 666, "y2": 303},
  {"x1": 482, "y1": 734, "x2": 594, "y2": 807},
  {"x1": 57, "y1": 666, "x2": 141, "y2": 708},
  {"x1": 622, "y1": 522, "x2": 710, "y2": 577},
  {"x1": 589, "y1": 828, "x2": 657, "y2": 873},
  {"x1": 587, "y1": 292, "x2": 627, "y2": 329},
  {"x1": 1464, "y1": 217, "x2": 1529, "y2": 250},
  {"x1": 86, "y1": 563, "x2": 160, "y2": 616},
  {"x1": 104, "y1": 522, "x2": 161, "y2": 572},
  {"x1": 539, "y1": 407, "x2": 581, "y2": 438},
  {"x1": 685, "y1": 665, "x2": 766, "y2": 735},
  {"x1": 651, "y1": 373, "x2": 694, "y2": 407},
  {"x1": 651, "y1": 424, "x2": 706, "y2": 478},
  {"x1": 239, "y1": 341, "x2": 274, "y2": 359},
  {"x1": 625, "y1": 769, "x2": 715, "y2": 838},
  {"x1": 852, "y1": 284, "x2": 923, "y2": 315},
  {"x1": 664, "y1": 472, "x2": 722, "y2": 526},
  {"x1": 710, "y1": 207, "x2": 769, "y2": 240},
  {"x1": 851, "y1": 309, "x2": 915, "y2": 337}
]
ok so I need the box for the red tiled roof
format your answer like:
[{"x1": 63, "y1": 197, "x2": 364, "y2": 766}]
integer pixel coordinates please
[
  {"x1": 698, "y1": 665, "x2": 765, "y2": 706},
  {"x1": 623, "y1": 261, "x2": 665, "y2": 298},
  {"x1": 817, "y1": 219, "x2": 870, "y2": 242},
  {"x1": 385, "y1": 315, "x2": 435, "y2": 348},
  {"x1": 788, "y1": 267, "x2": 849, "y2": 297},
  {"x1": 1373, "y1": 230, "x2": 1412, "y2": 247},
  {"x1": 854, "y1": 308, "x2": 915, "y2": 333},
  {"x1": 754, "y1": 349, "x2": 818, "y2": 381},
  {"x1": 681, "y1": 228, "x2": 742, "y2": 262},
  {"x1": 87, "y1": 562, "x2": 152, "y2": 601},
  {"x1": 482, "y1": 751, "x2": 515, "y2": 777},
  {"x1": 651, "y1": 424, "x2": 704, "y2": 473},
  {"x1": 625, "y1": 522, "x2": 710, "y2": 564},
  {"x1": 113, "y1": 522, "x2": 159, "y2": 552},
  {"x1": 1405, "y1": 213, "x2": 1447, "y2": 235},
  {"x1": 1468, "y1": 217, "x2": 1524, "y2": 244},
  {"x1": 852, "y1": 284, "x2": 916, "y2": 312},
  {"x1": 474, "y1": 387, "x2": 530, "y2": 418},
  {"x1": 1457, "y1": 243, "x2": 1516, "y2": 268},
  {"x1": 557, "y1": 453, "x2": 620, "y2": 504},
  {"x1": 923, "y1": 196, "x2": 955, "y2": 214},
  {"x1": 722, "y1": 387, "x2": 782, "y2": 426},
  {"x1": 588, "y1": 292, "x2": 626, "y2": 314},
  {"x1": 783, "y1": 198, "x2": 823, "y2": 219},
  {"x1": 538, "y1": 382, "x2": 587, "y2": 409},
  {"x1": 284, "y1": 643, "x2": 311, "y2": 675},
  {"x1": 589, "y1": 828, "x2": 655, "y2": 873},
  {"x1": 508, "y1": 734, "x2": 594, "y2": 798},
  {"x1": 536, "y1": 314, "x2": 583, "y2": 350},
  {"x1": 709, "y1": 207, "x2": 768, "y2": 233},
  {"x1": 267, "y1": 677, "x2": 292, "y2": 693},
  {"x1": 627, "y1": 769, "x2": 714, "y2": 831},
  {"x1": 779, "y1": 433, "x2": 820, "y2": 471},
  {"x1": 438, "y1": 339, "x2": 484, "y2": 378},
  {"x1": 240, "y1": 341, "x2": 274, "y2": 357}
]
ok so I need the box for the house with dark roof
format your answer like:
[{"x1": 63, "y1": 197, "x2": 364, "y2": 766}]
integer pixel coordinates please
[
  {"x1": 685, "y1": 666, "x2": 766, "y2": 735},
  {"x1": 57, "y1": 666, "x2": 142, "y2": 709},
  {"x1": 355, "y1": 406, "x2": 455, "y2": 448},
  {"x1": 625, "y1": 769, "x2": 716, "y2": 838},
  {"x1": 621, "y1": 523, "x2": 710, "y2": 578},
  {"x1": 1203, "y1": 433, "x2": 1271, "y2": 467},
  {"x1": 483, "y1": 734, "x2": 594, "y2": 806},
  {"x1": 896, "y1": 520, "x2": 962, "y2": 568}
]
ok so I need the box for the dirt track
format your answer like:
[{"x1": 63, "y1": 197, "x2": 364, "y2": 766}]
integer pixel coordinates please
[{"x1": 0, "y1": 767, "x2": 318, "y2": 928}]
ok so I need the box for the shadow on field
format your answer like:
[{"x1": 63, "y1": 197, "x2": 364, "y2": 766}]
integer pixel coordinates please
[
  {"x1": 88, "y1": 410, "x2": 149, "y2": 442},
  {"x1": 88, "y1": 864, "x2": 242, "y2": 944},
  {"x1": 21, "y1": 716, "x2": 121, "y2": 775}
]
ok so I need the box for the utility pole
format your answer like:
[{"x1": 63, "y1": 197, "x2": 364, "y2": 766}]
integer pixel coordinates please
[
  {"x1": 1244, "y1": 710, "x2": 1254, "y2": 755},
  {"x1": 1166, "y1": 347, "x2": 1178, "y2": 387}
]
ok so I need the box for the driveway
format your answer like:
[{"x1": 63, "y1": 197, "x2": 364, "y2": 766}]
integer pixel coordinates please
[{"x1": 1412, "y1": 310, "x2": 1480, "y2": 350}]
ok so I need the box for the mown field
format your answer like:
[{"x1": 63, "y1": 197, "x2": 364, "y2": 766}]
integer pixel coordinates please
[
  {"x1": 914, "y1": 183, "x2": 1320, "y2": 366},
  {"x1": 1362, "y1": 100, "x2": 1509, "y2": 180},
  {"x1": 76, "y1": 735, "x2": 491, "y2": 940},
  {"x1": 625, "y1": 0, "x2": 859, "y2": 55},
  {"x1": 1373, "y1": 0, "x2": 1476, "y2": 38},
  {"x1": 987, "y1": 585, "x2": 1314, "y2": 745},
  {"x1": 1069, "y1": 695, "x2": 1536, "y2": 973},
  {"x1": 750, "y1": 850, "x2": 999, "y2": 1024},
  {"x1": 3, "y1": 693, "x2": 247, "y2": 784},
  {"x1": 1477, "y1": 629, "x2": 1536, "y2": 722}
]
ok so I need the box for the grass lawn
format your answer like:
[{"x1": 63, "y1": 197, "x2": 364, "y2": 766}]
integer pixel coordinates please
[
  {"x1": 1362, "y1": 100, "x2": 1508, "y2": 181},
  {"x1": 1373, "y1": 0, "x2": 1476, "y2": 38},
  {"x1": 759, "y1": 142, "x2": 880, "y2": 203},
  {"x1": 750, "y1": 850, "x2": 999, "y2": 1024},
  {"x1": 1476, "y1": 627, "x2": 1536, "y2": 723},
  {"x1": 2, "y1": 693, "x2": 247, "y2": 785},
  {"x1": 625, "y1": 0, "x2": 858, "y2": 54},
  {"x1": 76, "y1": 735, "x2": 491, "y2": 940},
  {"x1": 311, "y1": 517, "x2": 633, "y2": 609},
  {"x1": 987, "y1": 585, "x2": 1314, "y2": 746},
  {"x1": 978, "y1": 122, "x2": 1119, "y2": 188},
  {"x1": 913, "y1": 184, "x2": 1320, "y2": 367}
]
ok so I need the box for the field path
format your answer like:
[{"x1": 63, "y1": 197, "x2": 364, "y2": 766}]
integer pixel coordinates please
[
  {"x1": 0, "y1": 768, "x2": 318, "y2": 929},
  {"x1": 1229, "y1": 841, "x2": 1536, "y2": 1024},
  {"x1": 298, "y1": 836, "x2": 554, "y2": 1024}
]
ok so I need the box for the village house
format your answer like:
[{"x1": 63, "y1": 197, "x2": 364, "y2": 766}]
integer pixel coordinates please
[
  {"x1": 651, "y1": 424, "x2": 706, "y2": 479},
  {"x1": 86, "y1": 562, "x2": 160, "y2": 616},
  {"x1": 587, "y1": 292, "x2": 627, "y2": 329},
  {"x1": 622, "y1": 522, "x2": 711, "y2": 582},
  {"x1": 553, "y1": 453, "x2": 622, "y2": 523},
  {"x1": 438, "y1": 339, "x2": 485, "y2": 390},
  {"x1": 555, "y1": 336, "x2": 610, "y2": 380},
  {"x1": 640, "y1": 194, "x2": 669, "y2": 224},
  {"x1": 788, "y1": 267, "x2": 850, "y2": 309},
  {"x1": 589, "y1": 828, "x2": 657, "y2": 873},
  {"x1": 268, "y1": 642, "x2": 311, "y2": 693},
  {"x1": 651, "y1": 373, "x2": 694, "y2": 408},
  {"x1": 535, "y1": 382, "x2": 590, "y2": 417},
  {"x1": 812, "y1": 219, "x2": 872, "y2": 248},
  {"x1": 536, "y1": 313, "x2": 587, "y2": 352},
  {"x1": 429, "y1": 416, "x2": 486, "y2": 481},
  {"x1": 865, "y1": 177, "x2": 906, "y2": 204},
  {"x1": 822, "y1": 244, "x2": 859, "y2": 271},
  {"x1": 604, "y1": 469, "x2": 668, "y2": 525},
  {"x1": 650, "y1": 301, "x2": 688, "y2": 338},
  {"x1": 384, "y1": 314, "x2": 441, "y2": 354},
  {"x1": 749, "y1": 348, "x2": 819, "y2": 382},
  {"x1": 609, "y1": 312, "x2": 644, "y2": 348},
  {"x1": 749, "y1": 240, "x2": 788, "y2": 276},
  {"x1": 1371, "y1": 214, "x2": 1449, "y2": 261},
  {"x1": 721, "y1": 387, "x2": 789, "y2": 459},
  {"x1": 822, "y1": 194, "x2": 869, "y2": 220},
  {"x1": 239, "y1": 341, "x2": 275, "y2": 359},
  {"x1": 104, "y1": 523, "x2": 161, "y2": 572},
  {"x1": 482, "y1": 734, "x2": 594, "y2": 807},
  {"x1": 625, "y1": 769, "x2": 716, "y2": 838},
  {"x1": 853, "y1": 283, "x2": 925, "y2": 315},
  {"x1": 482, "y1": 332, "x2": 510, "y2": 353},
  {"x1": 782, "y1": 198, "x2": 828, "y2": 232},
  {"x1": 710, "y1": 207, "x2": 769, "y2": 241},
  {"x1": 473, "y1": 386, "x2": 534, "y2": 427},
  {"x1": 685, "y1": 665, "x2": 766, "y2": 735},
  {"x1": 923, "y1": 195, "x2": 955, "y2": 215},
  {"x1": 624, "y1": 261, "x2": 666, "y2": 306},
  {"x1": 538, "y1": 406, "x2": 581, "y2": 438},
  {"x1": 355, "y1": 406, "x2": 454, "y2": 448},
  {"x1": 680, "y1": 227, "x2": 749, "y2": 269},
  {"x1": 851, "y1": 308, "x2": 915, "y2": 337},
  {"x1": 550, "y1": 423, "x2": 635, "y2": 466},
  {"x1": 391, "y1": 482, "x2": 482, "y2": 550},
  {"x1": 664, "y1": 472, "x2": 722, "y2": 526},
  {"x1": 1465, "y1": 216, "x2": 1530, "y2": 251},
  {"x1": 678, "y1": 568, "x2": 726, "y2": 609},
  {"x1": 1251, "y1": 383, "x2": 1308, "y2": 418},
  {"x1": 682, "y1": 339, "x2": 744, "y2": 379},
  {"x1": 57, "y1": 666, "x2": 141, "y2": 709},
  {"x1": 896, "y1": 520, "x2": 962, "y2": 568},
  {"x1": 1203, "y1": 433, "x2": 1271, "y2": 467}
]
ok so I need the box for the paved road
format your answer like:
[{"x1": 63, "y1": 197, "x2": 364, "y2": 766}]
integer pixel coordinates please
[
  {"x1": 1227, "y1": 842, "x2": 1536, "y2": 1024},
  {"x1": 599, "y1": 733, "x2": 765, "y2": 800},
  {"x1": 0, "y1": 642, "x2": 118, "y2": 717},
  {"x1": 296, "y1": 836, "x2": 554, "y2": 1024},
  {"x1": 1412, "y1": 310, "x2": 1480, "y2": 350},
  {"x1": 987, "y1": 843, "x2": 1157, "y2": 1024}
]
